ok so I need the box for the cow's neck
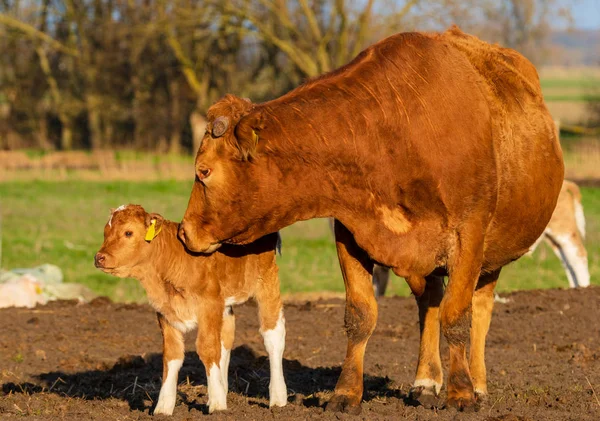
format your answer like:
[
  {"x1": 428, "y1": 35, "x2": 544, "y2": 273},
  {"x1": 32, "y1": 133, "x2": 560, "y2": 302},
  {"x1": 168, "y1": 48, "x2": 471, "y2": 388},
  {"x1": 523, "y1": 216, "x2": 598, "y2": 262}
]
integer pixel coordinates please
[{"x1": 259, "y1": 111, "x2": 376, "y2": 231}]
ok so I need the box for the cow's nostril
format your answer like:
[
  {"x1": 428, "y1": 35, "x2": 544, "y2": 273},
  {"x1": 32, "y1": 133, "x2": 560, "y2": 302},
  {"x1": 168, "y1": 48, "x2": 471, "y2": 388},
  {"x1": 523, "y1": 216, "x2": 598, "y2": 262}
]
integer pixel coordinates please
[{"x1": 94, "y1": 253, "x2": 106, "y2": 267}]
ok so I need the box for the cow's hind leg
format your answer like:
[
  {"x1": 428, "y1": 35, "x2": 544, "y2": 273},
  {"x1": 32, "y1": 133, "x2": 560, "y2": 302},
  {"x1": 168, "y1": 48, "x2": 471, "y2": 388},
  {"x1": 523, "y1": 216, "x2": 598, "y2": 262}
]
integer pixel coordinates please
[
  {"x1": 469, "y1": 269, "x2": 500, "y2": 401},
  {"x1": 154, "y1": 313, "x2": 185, "y2": 415},
  {"x1": 410, "y1": 275, "x2": 444, "y2": 408},
  {"x1": 441, "y1": 227, "x2": 484, "y2": 411},
  {"x1": 326, "y1": 220, "x2": 377, "y2": 414}
]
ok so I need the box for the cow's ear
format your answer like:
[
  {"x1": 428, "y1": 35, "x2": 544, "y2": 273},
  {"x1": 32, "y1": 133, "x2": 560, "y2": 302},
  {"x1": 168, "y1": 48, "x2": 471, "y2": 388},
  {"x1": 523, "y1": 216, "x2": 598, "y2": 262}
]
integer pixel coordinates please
[
  {"x1": 234, "y1": 110, "x2": 264, "y2": 161},
  {"x1": 144, "y1": 212, "x2": 165, "y2": 242}
]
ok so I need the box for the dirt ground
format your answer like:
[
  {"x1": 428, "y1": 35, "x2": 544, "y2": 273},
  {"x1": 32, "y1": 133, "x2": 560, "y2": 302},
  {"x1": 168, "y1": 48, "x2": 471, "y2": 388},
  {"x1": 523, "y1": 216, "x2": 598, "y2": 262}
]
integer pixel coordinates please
[{"x1": 1, "y1": 287, "x2": 599, "y2": 421}]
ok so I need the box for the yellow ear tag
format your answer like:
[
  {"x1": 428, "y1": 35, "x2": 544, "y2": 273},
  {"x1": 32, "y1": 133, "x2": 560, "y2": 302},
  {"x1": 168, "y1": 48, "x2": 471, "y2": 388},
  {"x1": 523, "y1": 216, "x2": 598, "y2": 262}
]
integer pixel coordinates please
[
  {"x1": 251, "y1": 130, "x2": 259, "y2": 143},
  {"x1": 145, "y1": 219, "x2": 157, "y2": 242}
]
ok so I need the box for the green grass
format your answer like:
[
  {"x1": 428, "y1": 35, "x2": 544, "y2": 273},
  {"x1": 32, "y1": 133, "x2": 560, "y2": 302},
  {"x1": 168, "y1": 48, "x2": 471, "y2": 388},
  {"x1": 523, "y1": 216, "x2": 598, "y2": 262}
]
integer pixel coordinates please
[
  {"x1": 540, "y1": 77, "x2": 600, "y2": 104},
  {"x1": 0, "y1": 181, "x2": 598, "y2": 301},
  {"x1": 540, "y1": 79, "x2": 600, "y2": 89},
  {"x1": 543, "y1": 94, "x2": 600, "y2": 102}
]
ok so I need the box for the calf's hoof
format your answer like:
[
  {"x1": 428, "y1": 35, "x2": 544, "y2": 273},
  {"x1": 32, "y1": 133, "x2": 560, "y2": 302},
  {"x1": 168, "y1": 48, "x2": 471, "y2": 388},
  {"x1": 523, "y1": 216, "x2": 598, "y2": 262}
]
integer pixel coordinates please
[
  {"x1": 325, "y1": 394, "x2": 362, "y2": 415},
  {"x1": 153, "y1": 405, "x2": 174, "y2": 416},
  {"x1": 269, "y1": 381, "x2": 288, "y2": 408},
  {"x1": 409, "y1": 385, "x2": 442, "y2": 409},
  {"x1": 153, "y1": 396, "x2": 176, "y2": 416}
]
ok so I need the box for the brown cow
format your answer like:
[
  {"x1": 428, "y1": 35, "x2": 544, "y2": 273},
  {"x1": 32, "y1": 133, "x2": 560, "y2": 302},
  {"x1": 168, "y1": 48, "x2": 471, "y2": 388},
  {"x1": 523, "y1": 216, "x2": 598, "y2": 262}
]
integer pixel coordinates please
[
  {"x1": 179, "y1": 26, "x2": 564, "y2": 412},
  {"x1": 95, "y1": 205, "x2": 287, "y2": 415}
]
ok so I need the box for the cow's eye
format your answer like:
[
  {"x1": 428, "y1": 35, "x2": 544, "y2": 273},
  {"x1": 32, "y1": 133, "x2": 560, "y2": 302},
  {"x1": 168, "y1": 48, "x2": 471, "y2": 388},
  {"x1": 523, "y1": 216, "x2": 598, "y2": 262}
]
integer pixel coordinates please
[
  {"x1": 197, "y1": 168, "x2": 212, "y2": 182},
  {"x1": 125, "y1": 231, "x2": 133, "y2": 238}
]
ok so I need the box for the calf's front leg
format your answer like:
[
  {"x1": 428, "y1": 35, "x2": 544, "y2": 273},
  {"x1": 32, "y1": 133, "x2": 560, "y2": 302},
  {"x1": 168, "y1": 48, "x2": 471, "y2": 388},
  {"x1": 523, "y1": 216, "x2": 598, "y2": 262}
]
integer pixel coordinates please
[
  {"x1": 154, "y1": 313, "x2": 185, "y2": 416},
  {"x1": 196, "y1": 299, "x2": 227, "y2": 413}
]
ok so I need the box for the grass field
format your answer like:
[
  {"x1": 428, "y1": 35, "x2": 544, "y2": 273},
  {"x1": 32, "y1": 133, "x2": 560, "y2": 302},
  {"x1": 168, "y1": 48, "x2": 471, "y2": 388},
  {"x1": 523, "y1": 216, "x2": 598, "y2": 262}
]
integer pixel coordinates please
[
  {"x1": 1, "y1": 180, "x2": 598, "y2": 302},
  {"x1": 538, "y1": 69, "x2": 599, "y2": 124}
]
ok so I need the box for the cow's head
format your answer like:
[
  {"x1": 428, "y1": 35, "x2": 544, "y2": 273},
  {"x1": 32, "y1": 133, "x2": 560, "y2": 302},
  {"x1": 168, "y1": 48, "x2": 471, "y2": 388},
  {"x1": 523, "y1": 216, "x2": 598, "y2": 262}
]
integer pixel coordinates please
[
  {"x1": 95, "y1": 204, "x2": 165, "y2": 277},
  {"x1": 180, "y1": 95, "x2": 289, "y2": 252}
]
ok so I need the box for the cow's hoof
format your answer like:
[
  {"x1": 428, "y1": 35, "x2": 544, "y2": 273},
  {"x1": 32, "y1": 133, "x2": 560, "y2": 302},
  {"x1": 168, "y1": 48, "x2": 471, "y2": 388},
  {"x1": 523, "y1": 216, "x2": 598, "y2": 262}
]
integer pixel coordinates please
[
  {"x1": 325, "y1": 394, "x2": 362, "y2": 415},
  {"x1": 446, "y1": 395, "x2": 479, "y2": 412},
  {"x1": 409, "y1": 386, "x2": 441, "y2": 409},
  {"x1": 474, "y1": 390, "x2": 487, "y2": 405}
]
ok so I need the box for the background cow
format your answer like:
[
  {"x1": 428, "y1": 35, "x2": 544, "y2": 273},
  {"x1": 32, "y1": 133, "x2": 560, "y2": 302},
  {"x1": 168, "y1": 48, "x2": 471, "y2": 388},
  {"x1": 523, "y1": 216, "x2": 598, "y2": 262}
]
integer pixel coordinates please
[
  {"x1": 179, "y1": 27, "x2": 564, "y2": 412},
  {"x1": 95, "y1": 205, "x2": 287, "y2": 415}
]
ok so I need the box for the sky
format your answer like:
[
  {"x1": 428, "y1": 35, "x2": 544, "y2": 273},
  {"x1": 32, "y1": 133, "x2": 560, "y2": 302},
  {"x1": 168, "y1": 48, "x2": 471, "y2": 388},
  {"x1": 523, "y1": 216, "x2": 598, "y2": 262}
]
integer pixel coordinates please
[{"x1": 571, "y1": 0, "x2": 600, "y2": 29}]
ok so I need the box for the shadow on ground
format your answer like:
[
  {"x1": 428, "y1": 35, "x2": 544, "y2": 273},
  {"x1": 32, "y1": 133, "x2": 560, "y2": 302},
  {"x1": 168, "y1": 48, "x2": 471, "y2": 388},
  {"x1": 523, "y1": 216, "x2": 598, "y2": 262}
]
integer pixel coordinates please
[{"x1": 2, "y1": 345, "x2": 404, "y2": 414}]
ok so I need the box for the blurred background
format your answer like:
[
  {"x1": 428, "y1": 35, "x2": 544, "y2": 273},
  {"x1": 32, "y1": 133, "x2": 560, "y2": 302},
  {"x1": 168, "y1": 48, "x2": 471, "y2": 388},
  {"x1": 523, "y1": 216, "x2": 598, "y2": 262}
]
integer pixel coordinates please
[{"x1": 0, "y1": 0, "x2": 599, "y2": 302}]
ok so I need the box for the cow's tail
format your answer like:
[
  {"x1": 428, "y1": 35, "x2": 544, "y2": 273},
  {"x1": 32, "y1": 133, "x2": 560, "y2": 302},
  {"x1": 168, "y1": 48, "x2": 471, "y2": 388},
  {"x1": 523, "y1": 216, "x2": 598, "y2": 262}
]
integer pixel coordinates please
[
  {"x1": 564, "y1": 180, "x2": 585, "y2": 239},
  {"x1": 276, "y1": 232, "x2": 282, "y2": 256}
]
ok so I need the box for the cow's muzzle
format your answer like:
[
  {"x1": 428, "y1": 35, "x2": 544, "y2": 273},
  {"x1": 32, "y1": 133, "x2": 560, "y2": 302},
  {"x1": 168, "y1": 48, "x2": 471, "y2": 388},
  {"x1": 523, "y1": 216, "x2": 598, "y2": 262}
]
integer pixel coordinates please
[
  {"x1": 178, "y1": 221, "x2": 221, "y2": 253},
  {"x1": 94, "y1": 252, "x2": 107, "y2": 268}
]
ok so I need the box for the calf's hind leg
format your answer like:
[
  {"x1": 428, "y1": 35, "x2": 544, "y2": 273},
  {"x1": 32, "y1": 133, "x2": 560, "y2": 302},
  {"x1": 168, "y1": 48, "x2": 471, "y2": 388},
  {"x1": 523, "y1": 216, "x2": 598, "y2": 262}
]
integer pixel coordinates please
[
  {"x1": 196, "y1": 299, "x2": 227, "y2": 413},
  {"x1": 326, "y1": 220, "x2": 377, "y2": 414},
  {"x1": 255, "y1": 259, "x2": 287, "y2": 407},
  {"x1": 154, "y1": 313, "x2": 185, "y2": 416}
]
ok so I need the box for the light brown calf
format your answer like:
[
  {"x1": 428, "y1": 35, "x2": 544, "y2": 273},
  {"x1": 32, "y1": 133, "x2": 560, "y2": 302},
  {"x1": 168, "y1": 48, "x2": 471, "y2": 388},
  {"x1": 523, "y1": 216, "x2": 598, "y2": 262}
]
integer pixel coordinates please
[{"x1": 94, "y1": 205, "x2": 287, "y2": 415}]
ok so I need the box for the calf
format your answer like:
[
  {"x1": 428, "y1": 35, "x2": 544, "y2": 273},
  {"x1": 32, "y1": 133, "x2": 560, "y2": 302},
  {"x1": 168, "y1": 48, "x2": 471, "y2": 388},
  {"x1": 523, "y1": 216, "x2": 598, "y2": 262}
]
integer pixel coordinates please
[{"x1": 94, "y1": 205, "x2": 287, "y2": 415}]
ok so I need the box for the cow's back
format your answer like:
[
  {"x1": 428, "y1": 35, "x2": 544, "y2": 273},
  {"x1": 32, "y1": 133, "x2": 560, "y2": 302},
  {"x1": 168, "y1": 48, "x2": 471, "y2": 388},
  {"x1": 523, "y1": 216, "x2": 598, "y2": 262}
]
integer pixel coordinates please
[{"x1": 440, "y1": 27, "x2": 564, "y2": 269}]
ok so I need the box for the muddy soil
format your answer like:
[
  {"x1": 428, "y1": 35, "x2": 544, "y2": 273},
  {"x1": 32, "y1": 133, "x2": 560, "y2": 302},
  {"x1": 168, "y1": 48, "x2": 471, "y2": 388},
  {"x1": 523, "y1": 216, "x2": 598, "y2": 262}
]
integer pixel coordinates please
[{"x1": 1, "y1": 287, "x2": 599, "y2": 420}]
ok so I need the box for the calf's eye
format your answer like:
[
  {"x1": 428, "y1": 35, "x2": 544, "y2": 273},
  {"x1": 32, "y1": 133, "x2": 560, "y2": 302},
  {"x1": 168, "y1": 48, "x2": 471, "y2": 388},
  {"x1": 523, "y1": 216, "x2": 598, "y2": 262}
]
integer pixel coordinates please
[{"x1": 125, "y1": 231, "x2": 133, "y2": 238}]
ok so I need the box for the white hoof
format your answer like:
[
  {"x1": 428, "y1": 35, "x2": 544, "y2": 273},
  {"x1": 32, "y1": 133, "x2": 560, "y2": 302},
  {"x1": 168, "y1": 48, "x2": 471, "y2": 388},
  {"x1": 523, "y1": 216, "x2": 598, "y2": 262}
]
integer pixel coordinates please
[
  {"x1": 207, "y1": 363, "x2": 228, "y2": 413},
  {"x1": 269, "y1": 380, "x2": 288, "y2": 407},
  {"x1": 153, "y1": 395, "x2": 176, "y2": 415}
]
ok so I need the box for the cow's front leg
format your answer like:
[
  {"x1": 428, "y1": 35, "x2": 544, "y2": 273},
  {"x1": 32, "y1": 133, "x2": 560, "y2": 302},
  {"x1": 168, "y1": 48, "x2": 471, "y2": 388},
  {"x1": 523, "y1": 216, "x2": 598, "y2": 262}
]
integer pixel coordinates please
[
  {"x1": 441, "y1": 226, "x2": 484, "y2": 411},
  {"x1": 196, "y1": 299, "x2": 227, "y2": 413},
  {"x1": 410, "y1": 275, "x2": 444, "y2": 407},
  {"x1": 326, "y1": 220, "x2": 377, "y2": 415},
  {"x1": 154, "y1": 313, "x2": 184, "y2": 416}
]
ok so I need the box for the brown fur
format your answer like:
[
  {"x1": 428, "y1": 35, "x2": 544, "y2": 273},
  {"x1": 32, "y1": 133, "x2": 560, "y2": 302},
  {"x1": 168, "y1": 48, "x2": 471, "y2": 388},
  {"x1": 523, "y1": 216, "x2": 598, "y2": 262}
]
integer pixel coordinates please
[
  {"x1": 95, "y1": 204, "x2": 284, "y2": 413},
  {"x1": 180, "y1": 26, "x2": 564, "y2": 411}
]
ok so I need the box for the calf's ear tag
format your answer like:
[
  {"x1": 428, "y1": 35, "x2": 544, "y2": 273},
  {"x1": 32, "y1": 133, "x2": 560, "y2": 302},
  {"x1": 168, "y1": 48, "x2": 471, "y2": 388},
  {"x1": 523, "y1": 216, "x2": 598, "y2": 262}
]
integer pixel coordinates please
[{"x1": 145, "y1": 220, "x2": 157, "y2": 242}]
